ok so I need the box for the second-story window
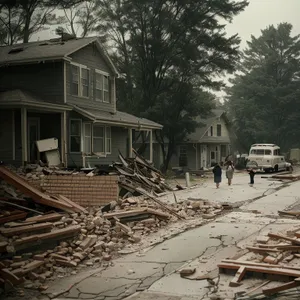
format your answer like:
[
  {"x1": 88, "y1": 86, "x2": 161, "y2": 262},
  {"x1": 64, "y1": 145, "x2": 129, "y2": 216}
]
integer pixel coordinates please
[
  {"x1": 71, "y1": 65, "x2": 79, "y2": 95},
  {"x1": 81, "y1": 68, "x2": 89, "y2": 98},
  {"x1": 95, "y1": 71, "x2": 110, "y2": 103}
]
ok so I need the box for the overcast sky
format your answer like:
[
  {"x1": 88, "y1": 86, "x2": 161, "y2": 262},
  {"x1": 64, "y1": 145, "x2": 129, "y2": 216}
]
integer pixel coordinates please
[{"x1": 34, "y1": 0, "x2": 300, "y2": 99}]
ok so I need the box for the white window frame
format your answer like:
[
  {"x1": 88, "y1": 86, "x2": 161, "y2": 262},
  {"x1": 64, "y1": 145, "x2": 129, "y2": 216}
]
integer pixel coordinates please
[
  {"x1": 95, "y1": 69, "x2": 110, "y2": 103},
  {"x1": 70, "y1": 62, "x2": 90, "y2": 98},
  {"x1": 70, "y1": 119, "x2": 82, "y2": 153},
  {"x1": 83, "y1": 122, "x2": 92, "y2": 155},
  {"x1": 105, "y1": 127, "x2": 112, "y2": 154}
]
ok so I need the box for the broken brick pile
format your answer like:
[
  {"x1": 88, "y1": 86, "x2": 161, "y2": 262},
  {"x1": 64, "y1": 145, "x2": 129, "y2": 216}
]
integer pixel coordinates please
[{"x1": 0, "y1": 194, "x2": 225, "y2": 294}]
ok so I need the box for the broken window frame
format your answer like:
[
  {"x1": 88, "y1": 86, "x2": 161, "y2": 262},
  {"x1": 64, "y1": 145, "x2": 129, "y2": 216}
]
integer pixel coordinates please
[{"x1": 70, "y1": 119, "x2": 82, "y2": 153}]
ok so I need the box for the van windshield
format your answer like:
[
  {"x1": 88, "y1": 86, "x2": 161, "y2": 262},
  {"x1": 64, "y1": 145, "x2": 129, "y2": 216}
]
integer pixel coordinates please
[{"x1": 250, "y1": 149, "x2": 272, "y2": 155}]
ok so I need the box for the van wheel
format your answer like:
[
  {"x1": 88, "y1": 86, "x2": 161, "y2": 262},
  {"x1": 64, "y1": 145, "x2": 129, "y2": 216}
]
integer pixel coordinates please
[{"x1": 274, "y1": 165, "x2": 279, "y2": 172}]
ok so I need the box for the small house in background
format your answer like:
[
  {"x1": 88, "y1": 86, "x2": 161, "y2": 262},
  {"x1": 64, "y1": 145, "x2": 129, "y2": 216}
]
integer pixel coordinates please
[
  {"x1": 0, "y1": 36, "x2": 162, "y2": 168},
  {"x1": 169, "y1": 109, "x2": 235, "y2": 171}
]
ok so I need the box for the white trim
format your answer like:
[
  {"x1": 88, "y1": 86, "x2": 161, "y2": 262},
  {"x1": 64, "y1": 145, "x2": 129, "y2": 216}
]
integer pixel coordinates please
[
  {"x1": 93, "y1": 124, "x2": 105, "y2": 155},
  {"x1": 105, "y1": 126, "x2": 111, "y2": 154},
  {"x1": 83, "y1": 122, "x2": 92, "y2": 155},
  {"x1": 70, "y1": 62, "x2": 90, "y2": 99},
  {"x1": 69, "y1": 118, "x2": 82, "y2": 153},
  {"x1": 12, "y1": 110, "x2": 15, "y2": 160},
  {"x1": 128, "y1": 128, "x2": 133, "y2": 158},
  {"x1": 63, "y1": 61, "x2": 67, "y2": 103},
  {"x1": 21, "y1": 107, "x2": 27, "y2": 165},
  {"x1": 61, "y1": 112, "x2": 67, "y2": 166},
  {"x1": 149, "y1": 129, "x2": 153, "y2": 163},
  {"x1": 95, "y1": 68, "x2": 110, "y2": 77},
  {"x1": 0, "y1": 101, "x2": 71, "y2": 111}
]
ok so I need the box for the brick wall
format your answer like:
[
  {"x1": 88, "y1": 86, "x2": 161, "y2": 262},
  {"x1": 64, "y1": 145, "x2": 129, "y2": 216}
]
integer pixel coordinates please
[{"x1": 39, "y1": 175, "x2": 119, "y2": 207}]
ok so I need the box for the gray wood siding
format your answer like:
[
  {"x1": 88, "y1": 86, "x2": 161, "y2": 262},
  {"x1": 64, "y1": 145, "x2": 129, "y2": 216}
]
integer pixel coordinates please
[
  {"x1": 0, "y1": 63, "x2": 64, "y2": 103},
  {"x1": 0, "y1": 109, "x2": 14, "y2": 163},
  {"x1": 66, "y1": 43, "x2": 116, "y2": 113}
]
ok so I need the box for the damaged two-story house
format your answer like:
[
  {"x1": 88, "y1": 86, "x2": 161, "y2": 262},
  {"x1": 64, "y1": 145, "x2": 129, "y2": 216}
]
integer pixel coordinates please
[{"x1": 0, "y1": 36, "x2": 162, "y2": 168}]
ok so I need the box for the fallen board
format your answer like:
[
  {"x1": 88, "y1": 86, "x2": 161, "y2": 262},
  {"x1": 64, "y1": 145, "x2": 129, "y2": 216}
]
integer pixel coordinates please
[{"x1": 0, "y1": 222, "x2": 53, "y2": 237}]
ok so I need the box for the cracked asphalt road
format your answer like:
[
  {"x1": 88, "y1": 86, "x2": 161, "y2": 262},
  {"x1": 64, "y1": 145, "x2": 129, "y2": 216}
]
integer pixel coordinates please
[{"x1": 25, "y1": 173, "x2": 300, "y2": 300}]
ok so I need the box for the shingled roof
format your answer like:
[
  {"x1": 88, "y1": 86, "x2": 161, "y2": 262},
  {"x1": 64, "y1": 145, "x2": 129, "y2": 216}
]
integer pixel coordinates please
[{"x1": 0, "y1": 37, "x2": 118, "y2": 74}]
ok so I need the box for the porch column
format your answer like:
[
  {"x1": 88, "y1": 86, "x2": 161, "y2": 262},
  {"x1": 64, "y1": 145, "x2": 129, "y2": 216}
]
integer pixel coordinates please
[
  {"x1": 61, "y1": 112, "x2": 67, "y2": 167},
  {"x1": 149, "y1": 129, "x2": 153, "y2": 163},
  {"x1": 128, "y1": 128, "x2": 133, "y2": 158},
  {"x1": 21, "y1": 107, "x2": 27, "y2": 165}
]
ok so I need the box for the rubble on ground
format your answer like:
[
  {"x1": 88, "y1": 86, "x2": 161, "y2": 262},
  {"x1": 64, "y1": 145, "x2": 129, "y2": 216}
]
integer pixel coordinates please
[
  {"x1": 180, "y1": 225, "x2": 300, "y2": 299},
  {"x1": 0, "y1": 155, "x2": 226, "y2": 296}
]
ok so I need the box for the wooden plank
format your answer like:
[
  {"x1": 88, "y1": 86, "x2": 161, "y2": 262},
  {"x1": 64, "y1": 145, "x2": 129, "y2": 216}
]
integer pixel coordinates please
[
  {"x1": 294, "y1": 231, "x2": 300, "y2": 238},
  {"x1": 246, "y1": 246, "x2": 280, "y2": 253},
  {"x1": 262, "y1": 280, "x2": 300, "y2": 295},
  {"x1": 136, "y1": 187, "x2": 184, "y2": 219},
  {"x1": 0, "y1": 268, "x2": 23, "y2": 285},
  {"x1": 53, "y1": 195, "x2": 88, "y2": 214},
  {"x1": 221, "y1": 260, "x2": 300, "y2": 271},
  {"x1": 24, "y1": 213, "x2": 62, "y2": 223},
  {"x1": 103, "y1": 208, "x2": 169, "y2": 220},
  {"x1": 229, "y1": 266, "x2": 247, "y2": 287},
  {"x1": 0, "y1": 212, "x2": 27, "y2": 224},
  {"x1": 0, "y1": 222, "x2": 53, "y2": 237},
  {"x1": 278, "y1": 210, "x2": 300, "y2": 217},
  {"x1": 244, "y1": 281, "x2": 271, "y2": 296},
  {"x1": 38, "y1": 225, "x2": 80, "y2": 240},
  {"x1": 218, "y1": 262, "x2": 300, "y2": 278},
  {"x1": 268, "y1": 232, "x2": 300, "y2": 245},
  {"x1": 12, "y1": 260, "x2": 44, "y2": 276}
]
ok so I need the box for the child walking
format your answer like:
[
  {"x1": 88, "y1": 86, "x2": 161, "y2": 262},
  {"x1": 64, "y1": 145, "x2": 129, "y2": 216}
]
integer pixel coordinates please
[
  {"x1": 226, "y1": 161, "x2": 234, "y2": 186},
  {"x1": 248, "y1": 169, "x2": 256, "y2": 186}
]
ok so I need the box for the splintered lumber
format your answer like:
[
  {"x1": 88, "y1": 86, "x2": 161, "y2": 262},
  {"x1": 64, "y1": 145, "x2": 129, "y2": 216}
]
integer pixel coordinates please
[
  {"x1": 246, "y1": 246, "x2": 280, "y2": 253},
  {"x1": 103, "y1": 208, "x2": 169, "y2": 220},
  {"x1": 24, "y1": 213, "x2": 62, "y2": 223},
  {"x1": 0, "y1": 166, "x2": 84, "y2": 213},
  {"x1": 0, "y1": 212, "x2": 27, "y2": 224},
  {"x1": 52, "y1": 195, "x2": 88, "y2": 214},
  {"x1": 0, "y1": 199, "x2": 43, "y2": 215},
  {"x1": 268, "y1": 232, "x2": 300, "y2": 245},
  {"x1": 135, "y1": 187, "x2": 184, "y2": 219},
  {"x1": 115, "y1": 221, "x2": 133, "y2": 235},
  {"x1": 0, "y1": 222, "x2": 53, "y2": 237},
  {"x1": 218, "y1": 262, "x2": 300, "y2": 280},
  {"x1": 229, "y1": 266, "x2": 247, "y2": 287},
  {"x1": 0, "y1": 268, "x2": 23, "y2": 285},
  {"x1": 262, "y1": 280, "x2": 300, "y2": 295},
  {"x1": 256, "y1": 236, "x2": 270, "y2": 244},
  {"x1": 245, "y1": 281, "x2": 271, "y2": 296},
  {"x1": 294, "y1": 231, "x2": 300, "y2": 238},
  {"x1": 11, "y1": 225, "x2": 81, "y2": 252},
  {"x1": 12, "y1": 260, "x2": 44, "y2": 276},
  {"x1": 220, "y1": 259, "x2": 300, "y2": 272}
]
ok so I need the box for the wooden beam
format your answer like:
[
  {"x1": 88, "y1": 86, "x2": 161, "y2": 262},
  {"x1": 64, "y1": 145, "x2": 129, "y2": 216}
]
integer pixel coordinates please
[
  {"x1": 268, "y1": 232, "x2": 300, "y2": 245},
  {"x1": 21, "y1": 107, "x2": 27, "y2": 165},
  {"x1": 229, "y1": 266, "x2": 247, "y2": 287},
  {"x1": 262, "y1": 280, "x2": 300, "y2": 295},
  {"x1": 0, "y1": 222, "x2": 53, "y2": 237}
]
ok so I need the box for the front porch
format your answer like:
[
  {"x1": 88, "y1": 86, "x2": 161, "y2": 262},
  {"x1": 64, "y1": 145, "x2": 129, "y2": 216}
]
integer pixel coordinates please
[{"x1": 0, "y1": 94, "x2": 70, "y2": 166}]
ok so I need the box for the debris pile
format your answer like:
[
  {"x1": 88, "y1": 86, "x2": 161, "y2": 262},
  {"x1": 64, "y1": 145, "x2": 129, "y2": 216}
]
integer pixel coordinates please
[
  {"x1": 0, "y1": 191, "x2": 224, "y2": 293},
  {"x1": 217, "y1": 228, "x2": 300, "y2": 297},
  {"x1": 114, "y1": 150, "x2": 174, "y2": 195}
]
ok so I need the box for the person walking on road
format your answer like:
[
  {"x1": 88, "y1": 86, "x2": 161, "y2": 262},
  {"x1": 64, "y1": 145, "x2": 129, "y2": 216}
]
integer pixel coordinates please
[
  {"x1": 212, "y1": 163, "x2": 222, "y2": 189},
  {"x1": 248, "y1": 168, "x2": 256, "y2": 186},
  {"x1": 226, "y1": 161, "x2": 234, "y2": 186}
]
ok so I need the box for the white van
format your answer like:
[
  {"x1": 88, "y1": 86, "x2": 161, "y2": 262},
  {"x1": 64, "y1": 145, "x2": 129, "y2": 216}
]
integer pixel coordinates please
[{"x1": 246, "y1": 144, "x2": 287, "y2": 172}]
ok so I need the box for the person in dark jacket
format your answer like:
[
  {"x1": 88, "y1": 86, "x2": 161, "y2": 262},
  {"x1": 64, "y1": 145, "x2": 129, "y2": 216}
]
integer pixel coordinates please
[
  {"x1": 212, "y1": 163, "x2": 222, "y2": 188},
  {"x1": 248, "y1": 168, "x2": 256, "y2": 186}
]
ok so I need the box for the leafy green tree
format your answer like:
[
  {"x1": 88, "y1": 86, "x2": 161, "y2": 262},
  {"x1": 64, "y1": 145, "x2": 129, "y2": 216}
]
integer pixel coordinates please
[
  {"x1": 95, "y1": 0, "x2": 248, "y2": 170},
  {"x1": 227, "y1": 22, "x2": 300, "y2": 151}
]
